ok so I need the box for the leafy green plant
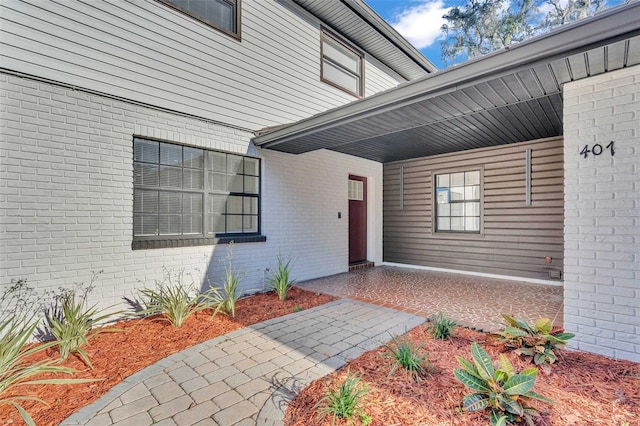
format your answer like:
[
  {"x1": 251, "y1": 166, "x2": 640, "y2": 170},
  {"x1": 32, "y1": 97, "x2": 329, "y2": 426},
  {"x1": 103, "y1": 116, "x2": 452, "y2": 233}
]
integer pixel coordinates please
[
  {"x1": 292, "y1": 305, "x2": 304, "y2": 312},
  {"x1": 384, "y1": 333, "x2": 433, "y2": 382},
  {"x1": 218, "y1": 242, "x2": 242, "y2": 317},
  {"x1": 0, "y1": 317, "x2": 98, "y2": 426},
  {"x1": 45, "y1": 281, "x2": 122, "y2": 368},
  {"x1": 454, "y1": 342, "x2": 553, "y2": 426},
  {"x1": 267, "y1": 255, "x2": 296, "y2": 301},
  {"x1": 496, "y1": 314, "x2": 575, "y2": 374},
  {"x1": 317, "y1": 372, "x2": 370, "y2": 425},
  {"x1": 138, "y1": 268, "x2": 223, "y2": 327},
  {"x1": 428, "y1": 312, "x2": 457, "y2": 340}
]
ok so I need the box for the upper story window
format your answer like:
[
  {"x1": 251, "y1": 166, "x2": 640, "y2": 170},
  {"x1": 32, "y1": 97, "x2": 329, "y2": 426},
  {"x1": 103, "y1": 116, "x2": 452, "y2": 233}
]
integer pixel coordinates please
[
  {"x1": 435, "y1": 170, "x2": 481, "y2": 233},
  {"x1": 133, "y1": 138, "x2": 261, "y2": 249},
  {"x1": 321, "y1": 30, "x2": 363, "y2": 97},
  {"x1": 159, "y1": 0, "x2": 240, "y2": 39}
]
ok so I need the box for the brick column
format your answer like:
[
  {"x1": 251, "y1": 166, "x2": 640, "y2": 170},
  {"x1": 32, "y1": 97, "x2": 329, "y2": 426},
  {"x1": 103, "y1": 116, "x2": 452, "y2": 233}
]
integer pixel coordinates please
[{"x1": 563, "y1": 65, "x2": 640, "y2": 362}]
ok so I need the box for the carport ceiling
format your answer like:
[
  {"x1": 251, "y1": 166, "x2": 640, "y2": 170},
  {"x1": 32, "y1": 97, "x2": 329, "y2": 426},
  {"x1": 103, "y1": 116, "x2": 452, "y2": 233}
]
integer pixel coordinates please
[{"x1": 253, "y1": 3, "x2": 640, "y2": 163}]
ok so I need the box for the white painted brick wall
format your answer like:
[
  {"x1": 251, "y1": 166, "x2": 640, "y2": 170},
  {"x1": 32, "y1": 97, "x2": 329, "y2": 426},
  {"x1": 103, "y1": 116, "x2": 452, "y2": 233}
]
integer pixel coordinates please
[
  {"x1": 563, "y1": 65, "x2": 640, "y2": 362},
  {"x1": 0, "y1": 74, "x2": 382, "y2": 315}
]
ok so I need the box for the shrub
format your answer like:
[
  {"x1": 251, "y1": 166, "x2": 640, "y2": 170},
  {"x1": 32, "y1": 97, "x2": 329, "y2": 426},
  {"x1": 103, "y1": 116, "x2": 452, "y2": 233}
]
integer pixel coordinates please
[
  {"x1": 496, "y1": 314, "x2": 575, "y2": 374},
  {"x1": 138, "y1": 268, "x2": 223, "y2": 327},
  {"x1": 267, "y1": 255, "x2": 296, "y2": 301},
  {"x1": 427, "y1": 312, "x2": 457, "y2": 340},
  {"x1": 218, "y1": 243, "x2": 242, "y2": 317},
  {"x1": 0, "y1": 317, "x2": 97, "y2": 426},
  {"x1": 384, "y1": 333, "x2": 433, "y2": 382},
  {"x1": 45, "y1": 280, "x2": 122, "y2": 368},
  {"x1": 454, "y1": 342, "x2": 553, "y2": 426},
  {"x1": 317, "y1": 372, "x2": 370, "y2": 425}
]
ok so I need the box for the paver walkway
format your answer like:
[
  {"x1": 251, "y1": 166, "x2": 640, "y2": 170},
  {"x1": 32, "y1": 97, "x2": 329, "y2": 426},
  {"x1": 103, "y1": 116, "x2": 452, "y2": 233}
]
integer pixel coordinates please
[{"x1": 62, "y1": 299, "x2": 424, "y2": 426}]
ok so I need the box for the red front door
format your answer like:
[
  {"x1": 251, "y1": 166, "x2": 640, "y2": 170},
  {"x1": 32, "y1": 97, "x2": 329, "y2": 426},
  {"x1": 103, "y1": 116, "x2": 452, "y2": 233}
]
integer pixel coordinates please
[{"x1": 348, "y1": 175, "x2": 367, "y2": 264}]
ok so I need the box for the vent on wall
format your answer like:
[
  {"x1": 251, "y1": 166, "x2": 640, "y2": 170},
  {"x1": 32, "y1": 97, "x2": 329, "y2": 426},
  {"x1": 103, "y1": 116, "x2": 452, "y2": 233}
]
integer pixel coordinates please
[{"x1": 548, "y1": 269, "x2": 562, "y2": 280}]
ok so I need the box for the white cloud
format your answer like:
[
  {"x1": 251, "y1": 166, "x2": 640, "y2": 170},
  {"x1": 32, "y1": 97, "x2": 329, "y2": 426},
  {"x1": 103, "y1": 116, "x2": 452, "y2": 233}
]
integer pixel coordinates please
[{"x1": 390, "y1": 0, "x2": 452, "y2": 49}]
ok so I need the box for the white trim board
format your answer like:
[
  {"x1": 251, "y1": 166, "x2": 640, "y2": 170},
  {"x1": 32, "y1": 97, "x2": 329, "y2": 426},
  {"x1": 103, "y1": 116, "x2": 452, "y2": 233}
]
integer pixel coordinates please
[{"x1": 382, "y1": 262, "x2": 564, "y2": 287}]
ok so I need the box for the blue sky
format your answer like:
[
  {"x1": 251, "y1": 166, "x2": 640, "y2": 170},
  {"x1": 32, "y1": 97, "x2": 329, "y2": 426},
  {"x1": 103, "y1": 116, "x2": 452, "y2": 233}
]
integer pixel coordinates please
[
  {"x1": 365, "y1": 0, "x2": 623, "y2": 70},
  {"x1": 365, "y1": 0, "x2": 463, "y2": 69}
]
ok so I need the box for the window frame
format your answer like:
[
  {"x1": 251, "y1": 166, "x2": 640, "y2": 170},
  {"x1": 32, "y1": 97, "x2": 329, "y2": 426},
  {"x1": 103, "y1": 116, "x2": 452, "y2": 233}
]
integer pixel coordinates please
[
  {"x1": 433, "y1": 169, "x2": 482, "y2": 235},
  {"x1": 320, "y1": 29, "x2": 364, "y2": 98},
  {"x1": 132, "y1": 137, "x2": 264, "y2": 249},
  {"x1": 157, "y1": 0, "x2": 241, "y2": 40}
]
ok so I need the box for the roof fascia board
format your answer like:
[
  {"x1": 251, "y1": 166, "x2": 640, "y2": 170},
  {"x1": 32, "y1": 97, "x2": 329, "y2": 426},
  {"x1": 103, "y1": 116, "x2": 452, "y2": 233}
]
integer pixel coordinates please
[
  {"x1": 254, "y1": 2, "x2": 640, "y2": 148},
  {"x1": 339, "y1": 0, "x2": 437, "y2": 73}
]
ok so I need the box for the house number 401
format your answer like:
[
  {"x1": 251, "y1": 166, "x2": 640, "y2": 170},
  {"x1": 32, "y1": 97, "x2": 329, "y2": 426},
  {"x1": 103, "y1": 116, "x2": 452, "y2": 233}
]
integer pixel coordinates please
[{"x1": 580, "y1": 141, "x2": 615, "y2": 158}]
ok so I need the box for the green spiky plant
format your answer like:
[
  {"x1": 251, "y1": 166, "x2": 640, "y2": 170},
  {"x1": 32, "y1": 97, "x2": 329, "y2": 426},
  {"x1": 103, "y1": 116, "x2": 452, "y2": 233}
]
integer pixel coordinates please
[
  {"x1": 428, "y1": 312, "x2": 457, "y2": 340},
  {"x1": 267, "y1": 255, "x2": 296, "y2": 301},
  {"x1": 217, "y1": 242, "x2": 242, "y2": 317},
  {"x1": 496, "y1": 314, "x2": 575, "y2": 374},
  {"x1": 454, "y1": 342, "x2": 554, "y2": 426},
  {"x1": 45, "y1": 286, "x2": 122, "y2": 368},
  {"x1": 138, "y1": 268, "x2": 224, "y2": 327},
  {"x1": 384, "y1": 333, "x2": 433, "y2": 382},
  {"x1": 317, "y1": 372, "x2": 371, "y2": 425},
  {"x1": 0, "y1": 317, "x2": 98, "y2": 426}
]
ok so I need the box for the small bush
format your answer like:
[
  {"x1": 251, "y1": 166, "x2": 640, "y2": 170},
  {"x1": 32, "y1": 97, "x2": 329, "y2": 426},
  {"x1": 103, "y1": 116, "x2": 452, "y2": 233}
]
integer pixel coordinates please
[
  {"x1": 0, "y1": 317, "x2": 98, "y2": 426},
  {"x1": 496, "y1": 314, "x2": 574, "y2": 374},
  {"x1": 218, "y1": 243, "x2": 242, "y2": 317},
  {"x1": 454, "y1": 342, "x2": 553, "y2": 426},
  {"x1": 317, "y1": 372, "x2": 370, "y2": 425},
  {"x1": 138, "y1": 268, "x2": 223, "y2": 327},
  {"x1": 267, "y1": 255, "x2": 296, "y2": 301},
  {"x1": 45, "y1": 277, "x2": 122, "y2": 368},
  {"x1": 384, "y1": 333, "x2": 433, "y2": 382},
  {"x1": 427, "y1": 312, "x2": 457, "y2": 340}
]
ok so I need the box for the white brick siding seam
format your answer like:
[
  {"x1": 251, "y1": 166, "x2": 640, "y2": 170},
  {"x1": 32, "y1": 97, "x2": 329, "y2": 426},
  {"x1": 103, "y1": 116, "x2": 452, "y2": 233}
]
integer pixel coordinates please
[
  {"x1": 563, "y1": 65, "x2": 640, "y2": 363},
  {"x1": 0, "y1": 74, "x2": 383, "y2": 318}
]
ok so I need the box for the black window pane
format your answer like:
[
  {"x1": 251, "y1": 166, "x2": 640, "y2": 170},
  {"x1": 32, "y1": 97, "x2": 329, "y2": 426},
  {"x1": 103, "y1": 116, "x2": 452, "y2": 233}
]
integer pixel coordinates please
[
  {"x1": 209, "y1": 194, "x2": 227, "y2": 214},
  {"x1": 209, "y1": 172, "x2": 226, "y2": 191},
  {"x1": 226, "y1": 195, "x2": 243, "y2": 214},
  {"x1": 227, "y1": 175, "x2": 243, "y2": 192},
  {"x1": 134, "y1": 163, "x2": 159, "y2": 187},
  {"x1": 159, "y1": 215, "x2": 182, "y2": 235},
  {"x1": 134, "y1": 139, "x2": 158, "y2": 163},
  {"x1": 244, "y1": 176, "x2": 259, "y2": 194},
  {"x1": 243, "y1": 216, "x2": 258, "y2": 233},
  {"x1": 134, "y1": 215, "x2": 158, "y2": 236},
  {"x1": 208, "y1": 151, "x2": 226, "y2": 172},
  {"x1": 134, "y1": 189, "x2": 158, "y2": 213},
  {"x1": 243, "y1": 197, "x2": 257, "y2": 215},
  {"x1": 160, "y1": 143, "x2": 182, "y2": 166},
  {"x1": 244, "y1": 158, "x2": 259, "y2": 176},
  {"x1": 159, "y1": 192, "x2": 182, "y2": 214},
  {"x1": 209, "y1": 214, "x2": 225, "y2": 234},
  {"x1": 227, "y1": 155, "x2": 243, "y2": 174},
  {"x1": 184, "y1": 147, "x2": 204, "y2": 169},
  {"x1": 184, "y1": 168, "x2": 203, "y2": 189},
  {"x1": 226, "y1": 215, "x2": 243, "y2": 233},
  {"x1": 160, "y1": 166, "x2": 183, "y2": 188}
]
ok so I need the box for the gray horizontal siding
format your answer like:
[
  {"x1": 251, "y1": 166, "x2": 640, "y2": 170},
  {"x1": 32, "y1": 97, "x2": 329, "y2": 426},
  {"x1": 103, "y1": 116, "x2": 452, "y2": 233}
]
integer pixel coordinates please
[
  {"x1": 0, "y1": 0, "x2": 403, "y2": 130},
  {"x1": 383, "y1": 137, "x2": 564, "y2": 280}
]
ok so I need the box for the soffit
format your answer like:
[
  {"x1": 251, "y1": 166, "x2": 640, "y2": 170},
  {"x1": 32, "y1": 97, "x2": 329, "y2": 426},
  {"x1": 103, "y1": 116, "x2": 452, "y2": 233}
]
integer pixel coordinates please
[
  {"x1": 255, "y1": 3, "x2": 640, "y2": 163},
  {"x1": 292, "y1": 0, "x2": 436, "y2": 80}
]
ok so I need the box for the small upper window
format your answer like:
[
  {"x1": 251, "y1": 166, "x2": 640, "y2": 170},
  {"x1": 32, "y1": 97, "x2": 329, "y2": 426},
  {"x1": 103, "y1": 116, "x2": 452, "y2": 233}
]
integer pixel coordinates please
[
  {"x1": 159, "y1": 0, "x2": 240, "y2": 39},
  {"x1": 321, "y1": 30, "x2": 363, "y2": 97},
  {"x1": 435, "y1": 171, "x2": 481, "y2": 233}
]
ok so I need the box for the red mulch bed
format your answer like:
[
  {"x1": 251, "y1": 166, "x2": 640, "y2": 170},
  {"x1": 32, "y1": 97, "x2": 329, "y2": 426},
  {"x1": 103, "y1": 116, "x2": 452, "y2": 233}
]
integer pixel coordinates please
[
  {"x1": 1, "y1": 288, "x2": 334, "y2": 426},
  {"x1": 286, "y1": 326, "x2": 640, "y2": 426}
]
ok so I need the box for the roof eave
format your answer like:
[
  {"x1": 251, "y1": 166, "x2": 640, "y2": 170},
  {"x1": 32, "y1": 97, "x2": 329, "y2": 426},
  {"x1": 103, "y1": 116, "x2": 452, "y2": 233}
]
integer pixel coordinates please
[{"x1": 254, "y1": 2, "x2": 640, "y2": 148}]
